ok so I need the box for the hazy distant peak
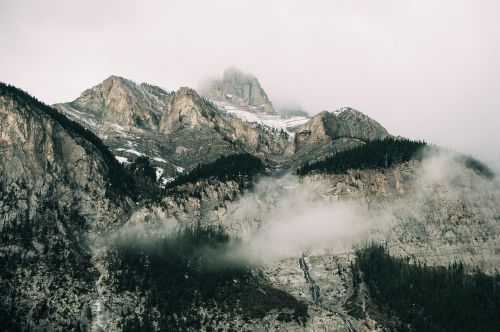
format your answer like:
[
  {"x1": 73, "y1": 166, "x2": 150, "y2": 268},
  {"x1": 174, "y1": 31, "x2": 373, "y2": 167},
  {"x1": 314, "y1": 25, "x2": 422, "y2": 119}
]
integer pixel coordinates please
[
  {"x1": 222, "y1": 67, "x2": 258, "y2": 82},
  {"x1": 202, "y1": 67, "x2": 275, "y2": 114}
]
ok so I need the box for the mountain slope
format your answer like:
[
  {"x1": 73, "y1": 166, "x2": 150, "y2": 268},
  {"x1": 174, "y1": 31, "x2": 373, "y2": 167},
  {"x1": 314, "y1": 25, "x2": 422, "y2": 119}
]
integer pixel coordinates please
[{"x1": 0, "y1": 83, "x2": 131, "y2": 331}]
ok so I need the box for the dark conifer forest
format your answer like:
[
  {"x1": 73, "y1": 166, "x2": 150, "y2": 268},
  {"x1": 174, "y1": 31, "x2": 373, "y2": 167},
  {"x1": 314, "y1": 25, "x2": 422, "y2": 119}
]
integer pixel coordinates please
[
  {"x1": 297, "y1": 137, "x2": 494, "y2": 179},
  {"x1": 297, "y1": 138, "x2": 427, "y2": 175},
  {"x1": 109, "y1": 225, "x2": 308, "y2": 330},
  {"x1": 165, "y1": 153, "x2": 264, "y2": 189},
  {"x1": 351, "y1": 244, "x2": 500, "y2": 331}
]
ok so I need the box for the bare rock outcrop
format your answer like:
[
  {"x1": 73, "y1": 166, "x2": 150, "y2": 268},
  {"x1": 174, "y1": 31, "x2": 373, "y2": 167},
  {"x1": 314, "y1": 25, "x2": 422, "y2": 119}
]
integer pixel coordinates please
[
  {"x1": 201, "y1": 67, "x2": 275, "y2": 113},
  {"x1": 294, "y1": 107, "x2": 390, "y2": 151},
  {"x1": 0, "y1": 84, "x2": 130, "y2": 331}
]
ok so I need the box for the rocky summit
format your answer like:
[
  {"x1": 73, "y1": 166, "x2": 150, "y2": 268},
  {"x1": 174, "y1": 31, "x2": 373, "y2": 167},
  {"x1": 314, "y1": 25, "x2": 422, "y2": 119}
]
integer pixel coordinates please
[
  {"x1": 0, "y1": 70, "x2": 499, "y2": 332},
  {"x1": 201, "y1": 67, "x2": 275, "y2": 114}
]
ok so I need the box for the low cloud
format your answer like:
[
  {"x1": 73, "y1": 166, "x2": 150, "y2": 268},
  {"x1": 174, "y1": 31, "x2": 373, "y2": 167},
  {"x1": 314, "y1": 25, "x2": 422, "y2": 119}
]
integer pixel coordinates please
[
  {"x1": 110, "y1": 150, "x2": 499, "y2": 271},
  {"x1": 221, "y1": 151, "x2": 499, "y2": 266}
]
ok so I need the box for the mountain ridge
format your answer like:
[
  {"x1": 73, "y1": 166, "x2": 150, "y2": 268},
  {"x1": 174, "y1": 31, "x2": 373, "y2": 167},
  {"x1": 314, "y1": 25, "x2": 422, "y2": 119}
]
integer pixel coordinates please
[{"x1": 54, "y1": 71, "x2": 394, "y2": 180}]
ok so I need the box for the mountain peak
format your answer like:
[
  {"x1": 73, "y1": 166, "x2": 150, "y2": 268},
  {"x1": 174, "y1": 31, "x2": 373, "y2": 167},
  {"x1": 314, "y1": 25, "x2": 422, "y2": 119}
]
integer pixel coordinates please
[
  {"x1": 100, "y1": 75, "x2": 137, "y2": 91},
  {"x1": 103, "y1": 74, "x2": 126, "y2": 82},
  {"x1": 176, "y1": 86, "x2": 198, "y2": 96},
  {"x1": 296, "y1": 107, "x2": 390, "y2": 144},
  {"x1": 201, "y1": 67, "x2": 275, "y2": 114},
  {"x1": 54, "y1": 75, "x2": 170, "y2": 129},
  {"x1": 221, "y1": 67, "x2": 260, "y2": 86}
]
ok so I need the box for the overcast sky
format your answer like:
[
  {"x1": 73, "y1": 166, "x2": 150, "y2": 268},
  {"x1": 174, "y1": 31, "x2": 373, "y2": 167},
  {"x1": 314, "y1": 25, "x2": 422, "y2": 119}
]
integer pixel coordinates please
[{"x1": 1, "y1": 0, "x2": 499, "y2": 163}]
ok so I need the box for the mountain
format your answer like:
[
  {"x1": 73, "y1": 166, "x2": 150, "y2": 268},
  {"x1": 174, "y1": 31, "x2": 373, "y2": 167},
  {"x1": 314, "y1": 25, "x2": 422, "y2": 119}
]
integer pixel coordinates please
[
  {"x1": 201, "y1": 67, "x2": 275, "y2": 114},
  {"x1": 1, "y1": 74, "x2": 498, "y2": 331}
]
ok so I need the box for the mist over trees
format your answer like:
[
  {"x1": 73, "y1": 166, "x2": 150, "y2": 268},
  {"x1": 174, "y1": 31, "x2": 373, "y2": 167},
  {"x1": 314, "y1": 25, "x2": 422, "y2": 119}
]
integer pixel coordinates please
[
  {"x1": 297, "y1": 137, "x2": 495, "y2": 179},
  {"x1": 109, "y1": 225, "x2": 308, "y2": 330}
]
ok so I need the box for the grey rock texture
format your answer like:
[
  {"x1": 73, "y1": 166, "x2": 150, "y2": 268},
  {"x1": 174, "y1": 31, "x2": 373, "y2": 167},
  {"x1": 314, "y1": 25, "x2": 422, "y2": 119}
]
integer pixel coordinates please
[
  {"x1": 294, "y1": 108, "x2": 390, "y2": 151},
  {"x1": 202, "y1": 67, "x2": 275, "y2": 113},
  {"x1": 54, "y1": 77, "x2": 291, "y2": 177},
  {"x1": 115, "y1": 154, "x2": 498, "y2": 331},
  {"x1": 66, "y1": 75, "x2": 167, "y2": 129},
  {"x1": 0, "y1": 87, "x2": 131, "y2": 331}
]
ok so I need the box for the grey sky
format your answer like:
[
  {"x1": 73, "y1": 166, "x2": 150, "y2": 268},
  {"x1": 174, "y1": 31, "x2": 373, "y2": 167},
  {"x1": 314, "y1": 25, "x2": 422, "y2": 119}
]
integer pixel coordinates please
[{"x1": 1, "y1": 0, "x2": 499, "y2": 163}]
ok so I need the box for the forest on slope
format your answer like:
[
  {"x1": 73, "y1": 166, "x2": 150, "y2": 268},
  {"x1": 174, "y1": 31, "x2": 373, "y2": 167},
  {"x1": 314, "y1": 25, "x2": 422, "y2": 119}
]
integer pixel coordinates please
[{"x1": 351, "y1": 245, "x2": 500, "y2": 331}]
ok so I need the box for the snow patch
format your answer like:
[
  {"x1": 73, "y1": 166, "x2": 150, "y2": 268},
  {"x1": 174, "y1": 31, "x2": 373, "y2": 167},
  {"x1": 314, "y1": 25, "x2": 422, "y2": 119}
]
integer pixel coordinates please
[
  {"x1": 153, "y1": 157, "x2": 168, "y2": 163},
  {"x1": 115, "y1": 148, "x2": 145, "y2": 157},
  {"x1": 161, "y1": 177, "x2": 174, "y2": 187},
  {"x1": 115, "y1": 156, "x2": 130, "y2": 164},
  {"x1": 155, "y1": 167, "x2": 164, "y2": 180}
]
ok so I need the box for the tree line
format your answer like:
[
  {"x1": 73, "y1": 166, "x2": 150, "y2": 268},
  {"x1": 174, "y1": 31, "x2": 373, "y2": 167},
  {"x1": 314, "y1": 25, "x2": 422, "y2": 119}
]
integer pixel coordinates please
[
  {"x1": 296, "y1": 137, "x2": 495, "y2": 179},
  {"x1": 297, "y1": 138, "x2": 427, "y2": 175},
  {"x1": 165, "y1": 153, "x2": 264, "y2": 189}
]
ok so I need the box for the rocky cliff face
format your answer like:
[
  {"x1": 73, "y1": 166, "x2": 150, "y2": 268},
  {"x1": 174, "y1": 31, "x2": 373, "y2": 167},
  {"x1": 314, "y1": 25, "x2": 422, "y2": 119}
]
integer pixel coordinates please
[
  {"x1": 202, "y1": 67, "x2": 275, "y2": 114},
  {"x1": 283, "y1": 107, "x2": 390, "y2": 171},
  {"x1": 294, "y1": 108, "x2": 390, "y2": 149},
  {"x1": 0, "y1": 84, "x2": 132, "y2": 331},
  {"x1": 62, "y1": 75, "x2": 168, "y2": 129}
]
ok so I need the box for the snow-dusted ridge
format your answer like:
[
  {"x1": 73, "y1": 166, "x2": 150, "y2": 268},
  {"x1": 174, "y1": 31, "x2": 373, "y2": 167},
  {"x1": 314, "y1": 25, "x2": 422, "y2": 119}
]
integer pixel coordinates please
[{"x1": 210, "y1": 99, "x2": 309, "y2": 136}]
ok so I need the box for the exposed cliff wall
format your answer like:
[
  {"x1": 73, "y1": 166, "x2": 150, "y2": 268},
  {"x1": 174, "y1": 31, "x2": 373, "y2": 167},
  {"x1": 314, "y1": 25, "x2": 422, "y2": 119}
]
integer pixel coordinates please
[
  {"x1": 0, "y1": 84, "x2": 131, "y2": 331},
  {"x1": 202, "y1": 67, "x2": 275, "y2": 114}
]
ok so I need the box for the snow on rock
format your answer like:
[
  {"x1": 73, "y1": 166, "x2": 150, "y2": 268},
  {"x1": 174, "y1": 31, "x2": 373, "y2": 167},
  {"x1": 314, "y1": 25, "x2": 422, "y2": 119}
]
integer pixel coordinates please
[
  {"x1": 210, "y1": 99, "x2": 309, "y2": 136},
  {"x1": 155, "y1": 167, "x2": 164, "y2": 180},
  {"x1": 153, "y1": 157, "x2": 168, "y2": 163},
  {"x1": 161, "y1": 177, "x2": 174, "y2": 187},
  {"x1": 115, "y1": 156, "x2": 130, "y2": 164},
  {"x1": 155, "y1": 167, "x2": 176, "y2": 188},
  {"x1": 115, "y1": 148, "x2": 145, "y2": 157},
  {"x1": 61, "y1": 105, "x2": 98, "y2": 127},
  {"x1": 106, "y1": 122, "x2": 135, "y2": 139}
]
